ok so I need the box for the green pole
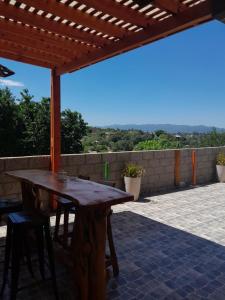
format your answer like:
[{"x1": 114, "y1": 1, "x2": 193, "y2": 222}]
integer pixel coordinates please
[{"x1": 104, "y1": 161, "x2": 110, "y2": 180}]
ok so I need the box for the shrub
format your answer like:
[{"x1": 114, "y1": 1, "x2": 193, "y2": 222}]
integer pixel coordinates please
[
  {"x1": 216, "y1": 153, "x2": 225, "y2": 165},
  {"x1": 122, "y1": 163, "x2": 145, "y2": 178}
]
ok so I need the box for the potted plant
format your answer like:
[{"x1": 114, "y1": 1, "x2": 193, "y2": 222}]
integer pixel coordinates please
[
  {"x1": 122, "y1": 163, "x2": 144, "y2": 201},
  {"x1": 216, "y1": 153, "x2": 225, "y2": 182}
]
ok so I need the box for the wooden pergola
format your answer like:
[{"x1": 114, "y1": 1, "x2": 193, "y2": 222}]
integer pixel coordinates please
[{"x1": 0, "y1": 0, "x2": 224, "y2": 172}]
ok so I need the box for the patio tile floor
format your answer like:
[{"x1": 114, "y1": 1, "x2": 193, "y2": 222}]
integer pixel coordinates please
[{"x1": 1, "y1": 183, "x2": 225, "y2": 299}]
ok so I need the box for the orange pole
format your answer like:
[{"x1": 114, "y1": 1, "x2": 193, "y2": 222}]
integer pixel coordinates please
[
  {"x1": 174, "y1": 150, "x2": 180, "y2": 186},
  {"x1": 50, "y1": 69, "x2": 61, "y2": 208},
  {"x1": 50, "y1": 68, "x2": 61, "y2": 172},
  {"x1": 192, "y1": 150, "x2": 196, "y2": 185}
]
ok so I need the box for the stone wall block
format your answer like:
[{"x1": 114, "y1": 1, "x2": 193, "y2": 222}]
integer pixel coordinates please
[
  {"x1": 5, "y1": 157, "x2": 29, "y2": 171},
  {"x1": 102, "y1": 153, "x2": 117, "y2": 163},
  {"x1": 154, "y1": 151, "x2": 165, "y2": 159},
  {"x1": 130, "y1": 152, "x2": 143, "y2": 161},
  {"x1": 142, "y1": 151, "x2": 155, "y2": 160},
  {"x1": 0, "y1": 159, "x2": 4, "y2": 172},
  {"x1": 3, "y1": 182, "x2": 21, "y2": 195},
  {"x1": 116, "y1": 152, "x2": 131, "y2": 162},
  {"x1": 67, "y1": 154, "x2": 86, "y2": 165},
  {"x1": 28, "y1": 155, "x2": 50, "y2": 169},
  {"x1": 85, "y1": 154, "x2": 102, "y2": 164}
]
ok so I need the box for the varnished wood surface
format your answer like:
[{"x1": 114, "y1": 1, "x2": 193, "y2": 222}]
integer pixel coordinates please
[
  {"x1": 0, "y1": 1, "x2": 217, "y2": 74},
  {"x1": 6, "y1": 169, "x2": 133, "y2": 207}
]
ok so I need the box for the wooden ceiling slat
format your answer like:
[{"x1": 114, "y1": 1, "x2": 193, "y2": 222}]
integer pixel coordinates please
[
  {"x1": 0, "y1": 50, "x2": 54, "y2": 69},
  {"x1": 154, "y1": 0, "x2": 180, "y2": 13},
  {"x1": 78, "y1": 0, "x2": 149, "y2": 27},
  {"x1": 56, "y1": 0, "x2": 213, "y2": 75},
  {"x1": 0, "y1": 0, "x2": 220, "y2": 72},
  {"x1": 20, "y1": 0, "x2": 126, "y2": 38},
  {"x1": 0, "y1": 1, "x2": 108, "y2": 46},
  {"x1": 0, "y1": 40, "x2": 62, "y2": 66},
  {"x1": 0, "y1": 19, "x2": 90, "y2": 57},
  {"x1": 0, "y1": 30, "x2": 72, "y2": 61}
]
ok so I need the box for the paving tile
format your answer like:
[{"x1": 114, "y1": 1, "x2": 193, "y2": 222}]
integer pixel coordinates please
[{"x1": 1, "y1": 183, "x2": 225, "y2": 299}]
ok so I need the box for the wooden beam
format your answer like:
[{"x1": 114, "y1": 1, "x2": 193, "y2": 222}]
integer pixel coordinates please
[
  {"x1": 56, "y1": 0, "x2": 213, "y2": 74},
  {"x1": 174, "y1": 150, "x2": 180, "y2": 186},
  {"x1": 78, "y1": 0, "x2": 149, "y2": 27},
  {"x1": 192, "y1": 150, "x2": 197, "y2": 186},
  {"x1": 0, "y1": 19, "x2": 91, "y2": 57},
  {"x1": 20, "y1": 0, "x2": 126, "y2": 38},
  {"x1": 0, "y1": 1, "x2": 107, "y2": 46},
  {"x1": 0, "y1": 40, "x2": 63, "y2": 66},
  {"x1": 154, "y1": 0, "x2": 180, "y2": 13},
  {"x1": 0, "y1": 50, "x2": 54, "y2": 69},
  {"x1": 0, "y1": 30, "x2": 71, "y2": 61},
  {"x1": 50, "y1": 69, "x2": 61, "y2": 174}
]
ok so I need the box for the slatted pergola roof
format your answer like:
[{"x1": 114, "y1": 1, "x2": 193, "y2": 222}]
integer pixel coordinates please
[{"x1": 0, "y1": 0, "x2": 224, "y2": 75}]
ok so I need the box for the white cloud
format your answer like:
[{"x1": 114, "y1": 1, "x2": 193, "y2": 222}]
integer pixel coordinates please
[{"x1": 0, "y1": 79, "x2": 25, "y2": 87}]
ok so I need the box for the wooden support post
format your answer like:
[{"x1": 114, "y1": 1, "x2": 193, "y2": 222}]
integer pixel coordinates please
[
  {"x1": 192, "y1": 150, "x2": 197, "y2": 186},
  {"x1": 50, "y1": 69, "x2": 61, "y2": 209},
  {"x1": 50, "y1": 68, "x2": 61, "y2": 173},
  {"x1": 174, "y1": 150, "x2": 181, "y2": 187}
]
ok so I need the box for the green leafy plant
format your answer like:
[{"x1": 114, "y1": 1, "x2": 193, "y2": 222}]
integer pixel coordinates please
[
  {"x1": 122, "y1": 163, "x2": 145, "y2": 178},
  {"x1": 216, "y1": 153, "x2": 225, "y2": 165}
]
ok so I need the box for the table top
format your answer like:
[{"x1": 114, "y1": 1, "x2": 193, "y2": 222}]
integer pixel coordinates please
[{"x1": 6, "y1": 169, "x2": 133, "y2": 207}]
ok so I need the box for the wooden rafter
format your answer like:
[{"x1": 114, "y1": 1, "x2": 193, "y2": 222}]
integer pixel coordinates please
[
  {"x1": 78, "y1": 0, "x2": 149, "y2": 27},
  {"x1": 56, "y1": 0, "x2": 214, "y2": 75},
  {"x1": 0, "y1": 30, "x2": 72, "y2": 61},
  {"x1": 0, "y1": 40, "x2": 63, "y2": 66},
  {"x1": 0, "y1": 50, "x2": 54, "y2": 69},
  {"x1": 0, "y1": 19, "x2": 91, "y2": 57},
  {"x1": 0, "y1": 1, "x2": 109, "y2": 46},
  {"x1": 154, "y1": 0, "x2": 180, "y2": 13},
  {"x1": 19, "y1": 0, "x2": 127, "y2": 38},
  {"x1": 0, "y1": 0, "x2": 222, "y2": 73}
]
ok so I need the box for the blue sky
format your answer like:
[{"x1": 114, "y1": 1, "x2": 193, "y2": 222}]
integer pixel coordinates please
[{"x1": 1, "y1": 20, "x2": 225, "y2": 127}]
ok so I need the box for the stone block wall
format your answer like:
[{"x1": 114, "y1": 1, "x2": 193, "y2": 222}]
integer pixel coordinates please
[{"x1": 0, "y1": 146, "x2": 225, "y2": 200}]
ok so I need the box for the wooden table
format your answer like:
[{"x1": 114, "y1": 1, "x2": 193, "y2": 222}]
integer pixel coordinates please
[{"x1": 6, "y1": 169, "x2": 133, "y2": 300}]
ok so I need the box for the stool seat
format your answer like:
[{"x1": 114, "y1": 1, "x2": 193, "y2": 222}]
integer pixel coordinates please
[
  {"x1": 57, "y1": 197, "x2": 73, "y2": 206},
  {"x1": 8, "y1": 211, "x2": 48, "y2": 226},
  {"x1": 0, "y1": 199, "x2": 22, "y2": 214}
]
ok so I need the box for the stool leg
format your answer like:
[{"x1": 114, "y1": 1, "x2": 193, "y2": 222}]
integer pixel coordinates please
[
  {"x1": 107, "y1": 214, "x2": 119, "y2": 277},
  {"x1": 1, "y1": 219, "x2": 12, "y2": 295},
  {"x1": 54, "y1": 204, "x2": 62, "y2": 242},
  {"x1": 63, "y1": 209, "x2": 69, "y2": 249},
  {"x1": 24, "y1": 234, "x2": 34, "y2": 278},
  {"x1": 10, "y1": 226, "x2": 23, "y2": 300},
  {"x1": 35, "y1": 227, "x2": 45, "y2": 280},
  {"x1": 44, "y1": 221, "x2": 59, "y2": 300}
]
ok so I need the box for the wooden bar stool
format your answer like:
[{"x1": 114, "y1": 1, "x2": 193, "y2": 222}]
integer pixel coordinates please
[
  {"x1": 54, "y1": 178, "x2": 119, "y2": 276},
  {"x1": 1, "y1": 211, "x2": 58, "y2": 300},
  {"x1": 0, "y1": 199, "x2": 22, "y2": 223}
]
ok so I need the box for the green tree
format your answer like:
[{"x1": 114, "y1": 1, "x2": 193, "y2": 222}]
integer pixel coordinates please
[
  {"x1": 61, "y1": 109, "x2": 88, "y2": 154},
  {"x1": 0, "y1": 88, "x2": 89, "y2": 156},
  {"x1": 0, "y1": 87, "x2": 20, "y2": 156}
]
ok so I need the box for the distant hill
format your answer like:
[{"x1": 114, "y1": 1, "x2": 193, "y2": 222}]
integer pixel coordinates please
[{"x1": 102, "y1": 124, "x2": 225, "y2": 134}]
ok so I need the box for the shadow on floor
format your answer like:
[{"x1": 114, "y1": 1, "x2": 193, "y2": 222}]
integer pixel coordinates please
[
  {"x1": 108, "y1": 211, "x2": 225, "y2": 300},
  {"x1": 0, "y1": 211, "x2": 225, "y2": 299}
]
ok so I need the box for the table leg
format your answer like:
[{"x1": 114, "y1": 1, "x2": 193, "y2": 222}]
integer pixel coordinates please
[
  {"x1": 21, "y1": 181, "x2": 37, "y2": 211},
  {"x1": 71, "y1": 206, "x2": 109, "y2": 300}
]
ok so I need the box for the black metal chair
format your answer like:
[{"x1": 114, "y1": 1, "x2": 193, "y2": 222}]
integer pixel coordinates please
[{"x1": 1, "y1": 211, "x2": 58, "y2": 300}]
